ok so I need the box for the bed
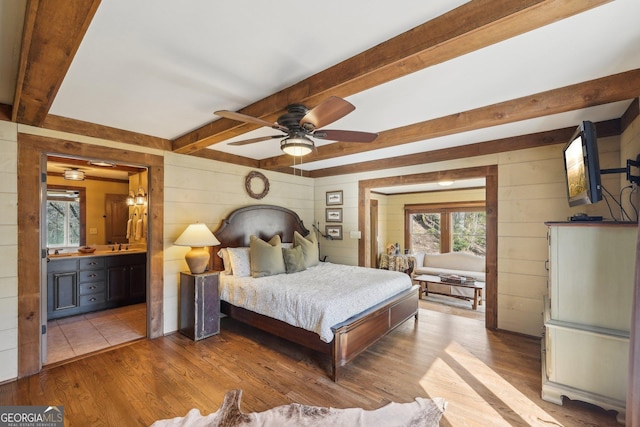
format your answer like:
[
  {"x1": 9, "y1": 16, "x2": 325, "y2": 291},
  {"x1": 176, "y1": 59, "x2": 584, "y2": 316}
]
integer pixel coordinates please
[{"x1": 211, "y1": 205, "x2": 420, "y2": 381}]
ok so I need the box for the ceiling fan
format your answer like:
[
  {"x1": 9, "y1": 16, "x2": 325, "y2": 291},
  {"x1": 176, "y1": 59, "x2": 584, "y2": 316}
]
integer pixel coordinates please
[{"x1": 214, "y1": 96, "x2": 378, "y2": 156}]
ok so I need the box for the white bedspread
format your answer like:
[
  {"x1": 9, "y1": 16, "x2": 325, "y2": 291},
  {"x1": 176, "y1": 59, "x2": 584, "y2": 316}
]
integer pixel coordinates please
[{"x1": 219, "y1": 262, "x2": 412, "y2": 343}]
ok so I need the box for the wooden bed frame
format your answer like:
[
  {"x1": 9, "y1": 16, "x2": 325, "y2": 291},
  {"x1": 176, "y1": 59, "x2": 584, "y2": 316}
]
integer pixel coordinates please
[{"x1": 211, "y1": 205, "x2": 420, "y2": 381}]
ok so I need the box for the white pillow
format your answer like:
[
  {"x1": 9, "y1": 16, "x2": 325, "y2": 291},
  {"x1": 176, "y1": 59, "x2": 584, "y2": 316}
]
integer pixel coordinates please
[
  {"x1": 226, "y1": 247, "x2": 251, "y2": 277},
  {"x1": 217, "y1": 248, "x2": 233, "y2": 274}
]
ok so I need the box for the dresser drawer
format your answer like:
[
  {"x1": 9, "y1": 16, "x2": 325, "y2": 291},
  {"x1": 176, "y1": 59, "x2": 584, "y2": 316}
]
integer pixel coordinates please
[
  {"x1": 80, "y1": 257, "x2": 104, "y2": 270},
  {"x1": 79, "y1": 269, "x2": 105, "y2": 283},
  {"x1": 80, "y1": 293, "x2": 106, "y2": 306},
  {"x1": 79, "y1": 281, "x2": 105, "y2": 296}
]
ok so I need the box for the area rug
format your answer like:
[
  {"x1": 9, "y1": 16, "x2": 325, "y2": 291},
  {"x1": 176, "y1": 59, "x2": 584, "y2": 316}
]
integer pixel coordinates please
[{"x1": 151, "y1": 389, "x2": 446, "y2": 427}]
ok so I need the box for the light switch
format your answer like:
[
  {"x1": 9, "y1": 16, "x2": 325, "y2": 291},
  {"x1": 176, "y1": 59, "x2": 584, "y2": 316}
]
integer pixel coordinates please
[
  {"x1": 350, "y1": 230, "x2": 361, "y2": 239},
  {"x1": 89, "y1": 227, "x2": 98, "y2": 235}
]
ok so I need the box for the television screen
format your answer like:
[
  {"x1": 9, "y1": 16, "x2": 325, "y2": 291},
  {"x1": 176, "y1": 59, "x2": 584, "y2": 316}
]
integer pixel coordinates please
[{"x1": 563, "y1": 121, "x2": 602, "y2": 207}]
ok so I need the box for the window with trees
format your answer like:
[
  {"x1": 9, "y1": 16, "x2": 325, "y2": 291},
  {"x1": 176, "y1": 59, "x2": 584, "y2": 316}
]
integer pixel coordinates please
[
  {"x1": 405, "y1": 202, "x2": 486, "y2": 256},
  {"x1": 46, "y1": 187, "x2": 85, "y2": 248}
]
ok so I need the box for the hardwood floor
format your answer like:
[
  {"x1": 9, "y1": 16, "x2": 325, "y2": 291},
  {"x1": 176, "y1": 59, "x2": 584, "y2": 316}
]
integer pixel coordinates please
[{"x1": 0, "y1": 301, "x2": 621, "y2": 426}]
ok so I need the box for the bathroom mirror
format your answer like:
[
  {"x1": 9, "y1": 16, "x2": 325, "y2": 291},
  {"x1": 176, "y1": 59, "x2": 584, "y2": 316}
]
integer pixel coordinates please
[{"x1": 46, "y1": 155, "x2": 148, "y2": 247}]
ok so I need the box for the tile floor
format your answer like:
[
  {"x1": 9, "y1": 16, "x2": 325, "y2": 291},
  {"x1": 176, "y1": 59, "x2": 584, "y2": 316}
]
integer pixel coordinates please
[{"x1": 46, "y1": 303, "x2": 146, "y2": 365}]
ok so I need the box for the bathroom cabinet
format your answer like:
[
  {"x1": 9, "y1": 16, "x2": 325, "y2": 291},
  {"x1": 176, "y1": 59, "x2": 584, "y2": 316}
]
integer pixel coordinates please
[{"x1": 47, "y1": 252, "x2": 146, "y2": 320}]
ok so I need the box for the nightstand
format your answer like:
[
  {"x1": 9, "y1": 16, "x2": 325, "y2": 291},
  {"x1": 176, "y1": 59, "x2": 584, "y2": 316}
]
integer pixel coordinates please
[{"x1": 179, "y1": 271, "x2": 220, "y2": 340}]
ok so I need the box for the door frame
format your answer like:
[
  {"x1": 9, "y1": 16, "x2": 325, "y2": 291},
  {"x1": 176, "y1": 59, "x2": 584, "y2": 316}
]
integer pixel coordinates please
[
  {"x1": 369, "y1": 199, "x2": 378, "y2": 267},
  {"x1": 17, "y1": 132, "x2": 164, "y2": 377},
  {"x1": 358, "y1": 165, "x2": 498, "y2": 329}
]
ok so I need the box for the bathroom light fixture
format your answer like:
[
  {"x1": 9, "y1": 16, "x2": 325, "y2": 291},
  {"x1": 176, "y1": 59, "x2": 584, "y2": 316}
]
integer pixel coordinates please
[
  {"x1": 126, "y1": 190, "x2": 136, "y2": 206},
  {"x1": 135, "y1": 187, "x2": 146, "y2": 205},
  {"x1": 174, "y1": 223, "x2": 220, "y2": 274},
  {"x1": 88, "y1": 160, "x2": 115, "y2": 167},
  {"x1": 63, "y1": 168, "x2": 85, "y2": 181},
  {"x1": 280, "y1": 133, "x2": 314, "y2": 156}
]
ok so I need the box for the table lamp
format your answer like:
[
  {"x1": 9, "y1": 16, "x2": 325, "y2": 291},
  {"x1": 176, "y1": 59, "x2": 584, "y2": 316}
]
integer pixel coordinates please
[{"x1": 174, "y1": 223, "x2": 220, "y2": 274}]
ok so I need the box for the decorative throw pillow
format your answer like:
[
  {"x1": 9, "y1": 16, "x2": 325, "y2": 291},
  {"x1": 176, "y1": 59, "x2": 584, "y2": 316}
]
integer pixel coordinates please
[
  {"x1": 226, "y1": 247, "x2": 251, "y2": 277},
  {"x1": 217, "y1": 248, "x2": 233, "y2": 275},
  {"x1": 250, "y1": 235, "x2": 286, "y2": 278},
  {"x1": 293, "y1": 230, "x2": 319, "y2": 268},
  {"x1": 282, "y1": 245, "x2": 306, "y2": 274}
]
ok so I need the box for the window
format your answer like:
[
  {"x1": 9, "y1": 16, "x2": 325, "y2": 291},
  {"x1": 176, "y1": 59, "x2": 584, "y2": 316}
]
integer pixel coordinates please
[
  {"x1": 405, "y1": 202, "x2": 486, "y2": 256},
  {"x1": 409, "y1": 212, "x2": 441, "y2": 253},
  {"x1": 46, "y1": 188, "x2": 84, "y2": 248},
  {"x1": 451, "y1": 211, "x2": 486, "y2": 255}
]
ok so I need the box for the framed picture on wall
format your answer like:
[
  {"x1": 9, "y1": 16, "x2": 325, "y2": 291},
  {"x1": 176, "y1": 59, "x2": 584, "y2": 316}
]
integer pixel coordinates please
[
  {"x1": 326, "y1": 225, "x2": 343, "y2": 240},
  {"x1": 326, "y1": 190, "x2": 343, "y2": 205},
  {"x1": 325, "y1": 208, "x2": 342, "y2": 222}
]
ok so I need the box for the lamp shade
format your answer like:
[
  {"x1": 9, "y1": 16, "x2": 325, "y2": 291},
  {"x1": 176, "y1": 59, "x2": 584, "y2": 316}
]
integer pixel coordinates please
[
  {"x1": 174, "y1": 223, "x2": 220, "y2": 247},
  {"x1": 174, "y1": 223, "x2": 220, "y2": 274}
]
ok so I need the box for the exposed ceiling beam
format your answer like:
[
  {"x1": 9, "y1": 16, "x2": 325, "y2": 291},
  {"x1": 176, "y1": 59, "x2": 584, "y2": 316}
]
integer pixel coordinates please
[
  {"x1": 260, "y1": 69, "x2": 640, "y2": 171},
  {"x1": 308, "y1": 119, "x2": 622, "y2": 178},
  {"x1": 47, "y1": 155, "x2": 146, "y2": 174},
  {"x1": 0, "y1": 103, "x2": 11, "y2": 121},
  {"x1": 621, "y1": 98, "x2": 640, "y2": 131},
  {"x1": 188, "y1": 149, "x2": 261, "y2": 169},
  {"x1": 12, "y1": 0, "x2": 101, "y2": 125},
  {"x1": 172, "y1": 0, "x2": 611, "y2": 155},
  {"x1": 43, "y1": 115, "x2": 172, "y2": 151}
]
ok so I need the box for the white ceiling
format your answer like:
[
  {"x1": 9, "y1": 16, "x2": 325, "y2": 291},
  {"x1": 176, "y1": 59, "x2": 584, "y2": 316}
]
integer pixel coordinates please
[{"x1": 1, "y1": 0, "x2": 640, "y2": 174}]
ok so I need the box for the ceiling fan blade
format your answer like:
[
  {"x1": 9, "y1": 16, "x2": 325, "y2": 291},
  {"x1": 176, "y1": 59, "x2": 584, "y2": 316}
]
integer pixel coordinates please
[
  {"x1": 313, "y1": 129, "x2": 378, "y2": 143},
  {"x1": 215, "y1": 110, "x2": 287, "y2": 132},
  {"x1": 227, "y1": 135, "x2": 283, "y2": 146},
  {"x1": 300, "y1": 96, "x2": 355, "y2": 130}
]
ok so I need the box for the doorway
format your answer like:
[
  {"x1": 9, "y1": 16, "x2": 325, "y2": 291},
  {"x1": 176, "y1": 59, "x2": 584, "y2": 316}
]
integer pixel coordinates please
[
  {"x1": 358, "y1": 165, "x2": 498, "y2": 329},
  {"x1": 370, "y1": 199, "x2": 378, "y2": 267},
  {"x1": 105, "y1": 193, "x2": 128, "y2": 244},
  {"x1": 43, "y1": 157, "x2": 149, "y2": 365},
  {"x1": 17, "y1": 133, "x2": 164, "y2": 378}
]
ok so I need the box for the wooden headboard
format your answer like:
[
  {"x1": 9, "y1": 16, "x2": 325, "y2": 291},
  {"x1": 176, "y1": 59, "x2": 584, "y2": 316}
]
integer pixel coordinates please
[{"x1": 210, "y1": 204, "x2": 310, "y2": 271}]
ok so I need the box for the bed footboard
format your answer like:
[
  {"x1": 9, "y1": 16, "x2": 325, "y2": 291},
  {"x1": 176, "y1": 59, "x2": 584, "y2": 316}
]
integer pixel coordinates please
[
  {"x1": 330, "y1": 284, "x2": 420, "y2": 381},
  {"x1": 220, "y1": 285, "x2": 419, "y2": 381}
]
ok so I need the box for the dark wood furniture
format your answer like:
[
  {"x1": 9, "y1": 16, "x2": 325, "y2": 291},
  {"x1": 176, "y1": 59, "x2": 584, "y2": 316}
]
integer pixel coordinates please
[
  {"x1": 47, "y1": 252, "x2": 146, "y2": 320},
  {"x1": 211, "y1": 204, "x2": 420, "y2": 381},
  {"x1": 179, "y1": 271, "x2": 220, "y2": 341},
  {"x1": 106, "y1": 252, "x2": 146, "y2": 304},
  {"x1": 414, "y1": 274, "x2": 484, "y2": 310}
]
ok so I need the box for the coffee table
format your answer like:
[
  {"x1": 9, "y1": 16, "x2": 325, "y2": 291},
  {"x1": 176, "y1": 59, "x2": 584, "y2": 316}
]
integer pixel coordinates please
[{"x1": 414, "y1": 274, "x2": 484, "y2": 310}]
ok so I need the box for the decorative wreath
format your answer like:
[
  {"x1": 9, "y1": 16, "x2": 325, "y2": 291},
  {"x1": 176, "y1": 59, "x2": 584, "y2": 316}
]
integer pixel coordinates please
[{"x1": 245, "y1": 170, "x2": 270, "y2": 199}]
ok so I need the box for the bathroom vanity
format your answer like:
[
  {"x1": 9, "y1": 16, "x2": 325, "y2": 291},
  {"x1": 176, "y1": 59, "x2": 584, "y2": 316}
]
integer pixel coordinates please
[{"x1": 47, "y1": 250, "x2": 146, "y2": 320}]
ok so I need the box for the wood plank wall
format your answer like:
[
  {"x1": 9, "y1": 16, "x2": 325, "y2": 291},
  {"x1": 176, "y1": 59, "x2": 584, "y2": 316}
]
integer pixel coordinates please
[
  {"x1": 0, "y1": 121, "x2": 18, "y2": 381},
  {"x1": 162, "y1": 152, "x2": 315, "y2": 333}
]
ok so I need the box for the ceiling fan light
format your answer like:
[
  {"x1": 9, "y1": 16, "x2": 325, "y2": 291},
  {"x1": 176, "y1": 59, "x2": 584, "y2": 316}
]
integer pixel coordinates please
[
  {"x1": 63, "y1": 169, "x2": 85, "y2": 181},
  {"x1": 280, "y1": 135, "x2": 314, "y2": 156}
]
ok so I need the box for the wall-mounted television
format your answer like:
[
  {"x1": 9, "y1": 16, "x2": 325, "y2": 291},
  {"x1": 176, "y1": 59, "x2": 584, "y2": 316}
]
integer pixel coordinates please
[{"x1": 563, "y1": 120, "x2": 602, "y2": 207}]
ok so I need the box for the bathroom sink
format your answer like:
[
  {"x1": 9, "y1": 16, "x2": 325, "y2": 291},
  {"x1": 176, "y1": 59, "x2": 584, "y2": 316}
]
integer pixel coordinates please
[{"x1": 48, "y1": 253, "x2": 77, "y2": 258}]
